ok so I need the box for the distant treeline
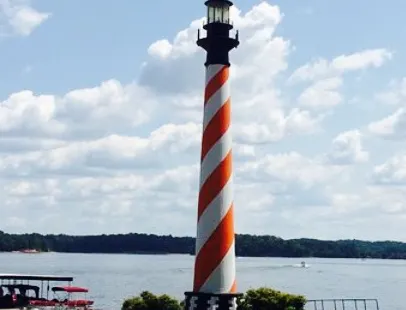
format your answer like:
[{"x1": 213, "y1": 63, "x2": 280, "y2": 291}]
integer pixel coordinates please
[{"x1": 1, "y1": 231, "x2": 406, "y2": 259}]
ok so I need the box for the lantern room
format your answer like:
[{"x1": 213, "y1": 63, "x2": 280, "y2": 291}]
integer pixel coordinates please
[
  {"x1": 197, "y1": 0, "x2": 239, "y2": 66},
  {"x1": 205, "y1": 0, "x2": 233, "y2": 25}
]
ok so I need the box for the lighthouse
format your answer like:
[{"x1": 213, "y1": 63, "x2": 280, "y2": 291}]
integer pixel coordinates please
[{"x1": 185, "y1": 1, "x2": 240, "y2": 309}]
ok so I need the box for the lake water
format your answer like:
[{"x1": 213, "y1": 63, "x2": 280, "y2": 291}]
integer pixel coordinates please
[{"x1": 0, "y1": 252, "x2": 404, "y2": 309}]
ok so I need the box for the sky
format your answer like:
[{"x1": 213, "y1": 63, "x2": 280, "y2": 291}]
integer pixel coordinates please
[{"x1": 1, "y1": 0, "x2": 406, "y2": 241}]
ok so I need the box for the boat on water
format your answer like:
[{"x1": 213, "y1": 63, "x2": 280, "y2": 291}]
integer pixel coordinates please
[
  {"x1": 300, "y1": 261, "x2": 307, "y2": 268},
  {"x1": 0, "y1": 274, "x2": 94, "y2": 309},
  {"x1": 18, "y1": 249, "x2": 41, "y2": 254}
]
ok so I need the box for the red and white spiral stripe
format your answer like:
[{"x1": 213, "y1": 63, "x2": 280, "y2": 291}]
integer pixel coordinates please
[{"x1": 193, "y1": 64, "x2": 237, "y2": 294}]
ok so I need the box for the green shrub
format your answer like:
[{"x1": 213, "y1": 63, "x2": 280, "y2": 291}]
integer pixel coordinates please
[
  {"x1": 238, "y1": 287, "x2": 306, "y2": 310},
  {"x1": 122, "y1": 287, "x2": 306, "y2": 310},
  {"x1": 121, "y1": 291, "x2": 182, "y2": 310}
]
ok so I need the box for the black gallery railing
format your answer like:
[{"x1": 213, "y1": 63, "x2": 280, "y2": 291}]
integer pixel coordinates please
[{"x1": 305, "y1": 298, "x2": 380, "y2": 310}]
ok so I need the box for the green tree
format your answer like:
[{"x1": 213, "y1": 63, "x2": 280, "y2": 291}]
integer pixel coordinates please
[
  {"x1": 238, "y1": 288, "x2": 306, "y2": 310},
  {"x1": 122, "y1": 291, "x2": 181, "y2": 310}
]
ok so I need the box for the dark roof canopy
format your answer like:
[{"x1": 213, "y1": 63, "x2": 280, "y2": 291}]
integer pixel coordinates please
[
  {"x1": 205, "y1": 0, "x2": 233, "y2": 6},
  {"x1": 0, "y1": 274, "x2": 73, "y2": 282},
  {"x1": 2, "y1": 284, "x2": 40, "y2": 290}
]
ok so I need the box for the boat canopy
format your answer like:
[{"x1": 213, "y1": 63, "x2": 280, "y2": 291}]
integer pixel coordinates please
[
  {"x1": 0, "y1": 274, "x2": 73, "y2": 282},
  {"x1": 1, "y1": 284, "x2": 40, "y2": 298},
  {"x1": 2, "y1": 284, "x2": 40, "y2": 291},
  {"x1": 52, "y1": 286, "x2": 89, "y2": 293}
]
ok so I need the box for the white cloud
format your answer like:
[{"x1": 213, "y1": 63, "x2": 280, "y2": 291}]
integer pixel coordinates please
[
  {"x1": 0, "y1": 80, "x2": 155, "y2": 140},
  {"x1": 298, "y1": 77, "x2": 343, "y2": 109},
  {"x1": 237, "y1": 152, "x2": 344, "y2": 189},
  {"x1": 326, "y1": 130, "x2": 369, "y2": 165},
  {"x1": 369, "y1": 78, "x2": 406, "y2": 139},
  {"x1": 0, "y1": 1, "x2": 400, "y2": 240},
  {"x1": 289, "y1": 49, "x2": 392, "y2": 83},
  {"x1": 369, "y1": 108, "x2": 406, "y2": 139},
  {"x1": 0, "y1": 122, "x2": 201, "y2": 178},
  {"x1": 331, "y1": 49, "x2": 392, "y2": 72},
  {"x1": 0, "y1": 0, "x2": 50, "y2": 36},
  {"x1": 148, "y1": 39, "x2": 173, "y2": 59},
  {"x1": 375, "y1": 78, "x2": 406, "y2": 106},
  {"x1": 328, "y1": 188, "x2": 406, "y2": 216},
  {"x1": 234, "y1": 106, "x2": 321, "y2": 144},
  {"x1": 290, "y1": 49, "x2": 392, "y2": 110},
  {"x1": 372, "y1": 155, "x2": 406, "y2": 185}
]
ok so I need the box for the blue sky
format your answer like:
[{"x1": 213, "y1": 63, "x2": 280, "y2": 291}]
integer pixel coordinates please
[
  {"x1": 2, "y1": 0, "x2": 404, "y2": 96},
  {"x1": 1, "y1": 0, "x2": 406, "y2": 241}
]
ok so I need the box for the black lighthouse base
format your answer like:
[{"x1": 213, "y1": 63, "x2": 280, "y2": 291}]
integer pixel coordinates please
[{"x1": 184, "y1": 292, "x2": 243, "y2": 310}]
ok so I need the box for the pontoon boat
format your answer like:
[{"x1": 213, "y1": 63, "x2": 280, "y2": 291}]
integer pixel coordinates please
[{"x1": 0, "y1": 274, "x2": 94, "y2": 309}]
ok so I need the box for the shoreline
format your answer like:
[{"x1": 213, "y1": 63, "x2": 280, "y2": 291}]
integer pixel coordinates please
[
  {"x1": 1, "y1": 251, "x2": 405, "y2": 260},
  {"x1": 2, "y1": 231, "x2": 406, "y2": 259}
]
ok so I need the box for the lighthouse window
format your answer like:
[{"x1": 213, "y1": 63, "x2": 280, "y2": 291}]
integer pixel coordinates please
[
  {"x1": 208, "y1": 6, "x2": 215, "y2": 23},
  {"x1": 223, "y1": 6, "x2": 230, "y2": 23},
  {"x1": 214, "y1": 6, "x2": 223, "y2": 22},
  {"x1": 207, "y1": 3, "x2": 231, "y2": 24}
]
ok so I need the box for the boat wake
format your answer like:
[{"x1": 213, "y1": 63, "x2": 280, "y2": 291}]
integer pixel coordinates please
[
  {"x1": 289, "y1": 263, "x2": 310, "y2": 268},
  {"x1": 241, "y1": 262, "x2": 311, "y2": 271}
]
